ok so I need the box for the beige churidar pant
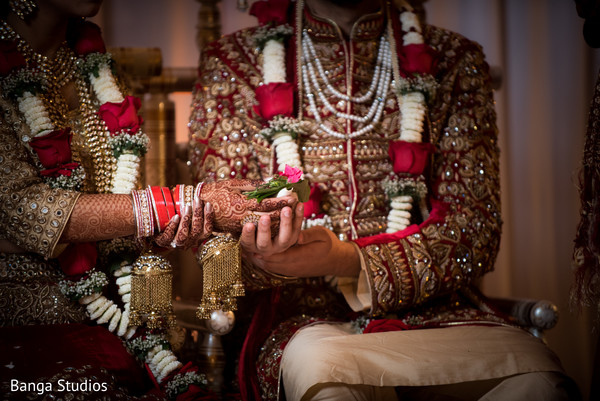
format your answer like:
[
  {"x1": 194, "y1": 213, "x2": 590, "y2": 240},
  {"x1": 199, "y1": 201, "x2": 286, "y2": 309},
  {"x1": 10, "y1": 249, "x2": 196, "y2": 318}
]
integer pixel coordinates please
[{"x1": 281, "y1": 323, "x2": 575, "y2": 401}]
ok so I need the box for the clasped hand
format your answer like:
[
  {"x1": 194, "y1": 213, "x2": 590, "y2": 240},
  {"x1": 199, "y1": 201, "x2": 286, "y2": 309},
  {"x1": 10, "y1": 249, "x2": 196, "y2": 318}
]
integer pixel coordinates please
[
  {"x1": 240, "y1": 209, "x2": 361, "y2": 279},
  {"x1": 153, "y1": 178, "x2": 360, "y2": 279},
  {"x1": 153, "y1": 179, "x2": 297, "y2": 249}
]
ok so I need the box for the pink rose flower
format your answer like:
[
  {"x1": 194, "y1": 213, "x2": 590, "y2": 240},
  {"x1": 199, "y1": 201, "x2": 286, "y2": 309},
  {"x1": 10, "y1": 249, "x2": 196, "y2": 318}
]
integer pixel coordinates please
[{"x1": 281, "y1": 164, "x2": 302, "y2": 183}]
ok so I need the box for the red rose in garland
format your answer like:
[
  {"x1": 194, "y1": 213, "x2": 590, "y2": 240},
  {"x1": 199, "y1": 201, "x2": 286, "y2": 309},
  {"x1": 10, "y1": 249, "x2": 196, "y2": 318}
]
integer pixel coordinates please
[
  {"x1": 29, "y1": 128, "x2": 74, "y2": 168},
  {"x1": 250, "y1": 0, "x2": 291, "y2": 25},
  {"x1": 73, "y1": 21, "x2": 106, "y2": 56},
  {"x1": 38, "y1": 162, "x2": 80, "y2": 177},
  {"x1": 388, "y1": 140, "x2": 435, "y2": 176},
  {"x1": 0, "y1": 40, "x2": 27, "y2": 76},
  {"x1": 398, "y1": 43, "x2": 437, "y2": 76},
  {"x1": 253, "y1": 82, "x2": 294, "y2": 121},
  {"x1": 363, "y1": 318, "x2": 414, "y2": 333},
  {"x1": 58, "y1": 242, "x2": 98, "y2": 277},
  {"x1": 304, "y1": 184, "x2": 324, "y2": 219},
  {"x1": 97, "y1": 95, "x2": 144, "y2": 135}
]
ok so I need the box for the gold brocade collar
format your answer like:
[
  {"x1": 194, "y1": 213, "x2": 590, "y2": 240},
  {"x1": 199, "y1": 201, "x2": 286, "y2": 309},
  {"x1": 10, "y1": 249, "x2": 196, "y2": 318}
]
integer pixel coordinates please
[{"x1": 302, "y1": 1, "x2": 386, "y2": 42}]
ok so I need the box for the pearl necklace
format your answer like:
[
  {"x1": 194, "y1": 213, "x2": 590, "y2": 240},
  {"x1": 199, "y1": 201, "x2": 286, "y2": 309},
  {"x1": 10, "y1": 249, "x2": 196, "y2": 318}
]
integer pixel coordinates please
[
  {"x1": 255, "y1": 0, "x2": 434, "y2": 234},
  {"x1": 301, "y1": 29, "x2": 393, "y2": 139}
]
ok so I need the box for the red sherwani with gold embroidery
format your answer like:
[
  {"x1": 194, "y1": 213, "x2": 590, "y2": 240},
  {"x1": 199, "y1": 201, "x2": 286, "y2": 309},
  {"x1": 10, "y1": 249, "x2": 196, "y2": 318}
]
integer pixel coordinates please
[{"x1": 188, "y1": 2, "x2": 567, "y2": 400}]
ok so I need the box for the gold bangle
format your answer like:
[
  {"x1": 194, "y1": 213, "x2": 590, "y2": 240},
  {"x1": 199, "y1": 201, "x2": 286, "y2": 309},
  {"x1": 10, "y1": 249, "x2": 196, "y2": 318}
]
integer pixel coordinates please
[
  {"x1": 240, "y1": 212, "x2": 262, "y2": 227},
  {"x1": 263, "y1": 269, "x2": 300, "y2": 281},
  {"x1": 131, "y1": 188, "x2": 155, "y2": 238}
]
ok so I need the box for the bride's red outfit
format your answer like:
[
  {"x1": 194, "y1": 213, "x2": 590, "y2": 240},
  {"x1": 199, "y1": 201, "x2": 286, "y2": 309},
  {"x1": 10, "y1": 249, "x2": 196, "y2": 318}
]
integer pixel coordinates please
[{"x1": 0, "y1": 17, "x2": 213, "y2": 400}]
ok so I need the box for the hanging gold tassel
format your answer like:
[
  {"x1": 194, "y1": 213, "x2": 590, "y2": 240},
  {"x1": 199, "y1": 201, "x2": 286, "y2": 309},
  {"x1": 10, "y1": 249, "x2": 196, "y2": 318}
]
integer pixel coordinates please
[
  {"x1": 196, "y1": 234, "x2": 245, "y2": 320},
  {"x1": 130, "y1": 250, "x2": 177, "y2": 329}
]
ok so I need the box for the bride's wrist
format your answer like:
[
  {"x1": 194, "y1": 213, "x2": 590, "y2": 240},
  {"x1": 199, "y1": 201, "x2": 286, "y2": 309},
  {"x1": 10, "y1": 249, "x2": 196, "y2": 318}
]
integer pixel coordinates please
[{"x1": 131, "y1": 183, "x2": 201, "y2": 239}]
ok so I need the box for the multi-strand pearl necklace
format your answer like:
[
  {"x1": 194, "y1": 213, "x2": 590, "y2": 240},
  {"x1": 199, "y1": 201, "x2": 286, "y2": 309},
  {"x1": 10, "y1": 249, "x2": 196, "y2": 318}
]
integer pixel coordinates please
[
  {"x1": 301, "y1": 30, "x2": 393, "y2": 139},
  {"x1": 255, "y1": 0, "x2": 433, "y2": 233}
]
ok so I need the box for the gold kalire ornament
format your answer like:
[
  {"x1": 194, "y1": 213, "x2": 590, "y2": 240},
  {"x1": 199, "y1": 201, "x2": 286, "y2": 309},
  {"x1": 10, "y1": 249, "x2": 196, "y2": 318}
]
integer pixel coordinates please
[
  {"x1": 196, "y1": 234, "x2": 244, "y2": 320},
  {"x1": 130, "y1": 250, "x2": 177, "y2": 329}
]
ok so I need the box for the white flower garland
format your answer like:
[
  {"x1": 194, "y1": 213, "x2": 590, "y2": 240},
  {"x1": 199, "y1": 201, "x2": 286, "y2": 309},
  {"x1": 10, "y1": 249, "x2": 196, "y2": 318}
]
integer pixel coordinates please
[
  {"x1": 257, "y1": 29, "x2": 305, "y2": 173},
  {"x1": 263, "y1": 39, "x2": 287, "y2": 84},
  {"x1": 20, "y1": 87, "x2": 87, "y2": 189},
  {"x1": 2, "y1": 69, "x2": 86, "y2": 188},
  {"x1": 125, "y1": 333, "x2": 183, "y2": 383},
  {"x1": 111, "y1": 153, "x2": 140, "y2": 193},
  {"x1": 384, "y1": 2, "x2": 435, "y2": 232},
  {"x1": 89, "y1": 62, "x2": 124, "y2": 104},
  {"x1": 43, "y1": 165, "x2": 87, "y2": 190},
  {"x1": 77, "y1": 53, "x2": 180, "y2": 385},
  {"x1": 60, "y1": 265, "x2": 137, "y2": 338},
  {"x1": 257, "y1": 34, "x2": 331, "y2": 229},
  {"x1": 1, "y1": 67, "x2": 50, "y2": 135},
  {"x1": 17, "y1": 91, "x2": 53, "y2": 137},
  {"x1": 7, "y1": 51, "x2": 148, "y2": 193},
  {"x1": 399, "y1": 91, "x2": 426, "y2": 142},
  {"x1": 253, "y1": 23, "x2": 293, "y2": 50},
  {"x1": 75, "y1": 265, "x2": 183, "y2": 382},
  {"x1": 85, "y1": 56, "x2": 146, "y2": 194},
  {"x1": 146, "y1": 344, "x2": 183, "y2": 382},
  {"x1": 382, "y1": 174, "x2": 428, "y2": 233},
  {"x1": 58, "y1": 270, "x2": 108, "y2": 300},
  {"x1": 259, "y1": 115, "x2": 304, "y2": 170},
  {"x1": 81, "y1": 54, "x2": 181, "y2": 384}
]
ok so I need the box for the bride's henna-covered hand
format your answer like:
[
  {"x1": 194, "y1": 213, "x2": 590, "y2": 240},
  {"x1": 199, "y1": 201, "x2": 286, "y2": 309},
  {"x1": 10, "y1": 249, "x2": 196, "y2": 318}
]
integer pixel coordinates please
[
  {"x1": 154, "y1": 198, "x2": 214, "y2": 249},
  {"x1": 199, "y1": 179, "x2": 297, "y2": 234},
  {"x1": 61, "y1": 194, "x2": 135, "y2": 242}
]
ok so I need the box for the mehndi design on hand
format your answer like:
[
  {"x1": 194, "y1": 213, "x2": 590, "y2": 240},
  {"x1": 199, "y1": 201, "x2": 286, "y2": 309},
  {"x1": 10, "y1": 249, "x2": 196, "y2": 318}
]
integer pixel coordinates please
[
  {"x1": 154, "y1": 200, "x2": 213, "y2": 249},
  {"x1": 200, "y1": 179, "x2": 292, "y2": 234}
]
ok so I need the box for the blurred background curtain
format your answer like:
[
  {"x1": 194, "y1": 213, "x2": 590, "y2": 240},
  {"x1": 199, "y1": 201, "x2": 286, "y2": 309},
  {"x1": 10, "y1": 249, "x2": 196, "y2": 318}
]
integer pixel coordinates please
[{"x1": 93, "y1": 0, "x2": 600, "y2": 398}]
